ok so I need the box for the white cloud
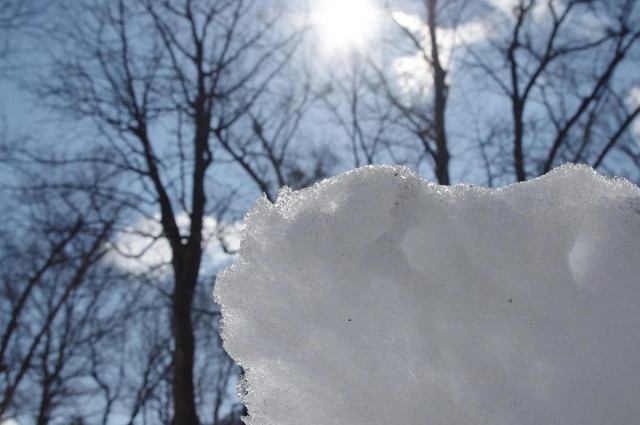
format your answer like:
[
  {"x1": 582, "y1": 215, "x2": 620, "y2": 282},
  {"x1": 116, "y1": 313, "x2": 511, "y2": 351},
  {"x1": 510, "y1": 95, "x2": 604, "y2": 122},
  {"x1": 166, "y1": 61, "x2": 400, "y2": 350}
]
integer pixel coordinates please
[
  {"x1": 390, "y1": 12, "x2": 489, "y2": 97},
  {"x1": 107, "y1": 213, "x2": 242, "y2": 277},
  {"x1": 486, "y1": 0, "x2": 519, "y2": 15},
  {"x1": 391, "y1": 11, "x2": 424, "y2": 34},
  {"x1": 392, "y1": 53, "x2": 433, "y2": 98},
  {"x1": 628, "y1": 87, "x2": 640, "y2": 108},
  {"x1": 628, "y1": 87, "x2": 640, "y2": 141},
  {"x1": 486, "y1": 0, "x2": 547, "y2": 19}
]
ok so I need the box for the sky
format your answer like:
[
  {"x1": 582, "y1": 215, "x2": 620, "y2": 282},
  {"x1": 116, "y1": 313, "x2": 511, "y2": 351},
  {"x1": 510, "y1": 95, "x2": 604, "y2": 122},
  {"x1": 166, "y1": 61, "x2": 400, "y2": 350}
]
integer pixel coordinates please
[
  {"x1": 3, "y1": 0, "x2": 640, "y2": 280},
  {"x1": 312, "y1": 0, "x2": 382, "y2": 53},
  {"x1": 2, "y1": 0, "x2": 640, "y2": 296}
]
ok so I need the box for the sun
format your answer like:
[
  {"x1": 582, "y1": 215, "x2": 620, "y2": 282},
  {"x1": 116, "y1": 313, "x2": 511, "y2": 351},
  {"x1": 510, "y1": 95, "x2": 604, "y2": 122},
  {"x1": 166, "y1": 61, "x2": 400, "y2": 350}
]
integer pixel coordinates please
[{"x1": 313, "y1": 0, "x2": 380, "y2": 52}]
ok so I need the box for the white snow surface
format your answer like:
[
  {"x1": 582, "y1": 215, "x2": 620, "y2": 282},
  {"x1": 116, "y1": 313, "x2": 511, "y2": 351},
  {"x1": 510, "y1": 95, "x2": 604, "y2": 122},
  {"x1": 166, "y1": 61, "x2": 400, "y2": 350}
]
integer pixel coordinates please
[{"x1": 215, "y1": 164, "x2": 640, "y2": 425}]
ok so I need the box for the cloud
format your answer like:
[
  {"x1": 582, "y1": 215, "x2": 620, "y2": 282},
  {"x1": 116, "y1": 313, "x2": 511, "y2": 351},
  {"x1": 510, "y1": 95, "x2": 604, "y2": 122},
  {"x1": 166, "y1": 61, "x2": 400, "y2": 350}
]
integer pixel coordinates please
[
  {"x1": 486, "y1": 0, "x2": 519, "y2": 15},
  {"x1": 629, "y1": 87, "x2": 640, "y2": 141},
  {"x1": 486, "y1": 0, "x2": 547, "y2": 19},
  {"x1": 390, "y1": 11, "x2": 489, "y2": 97},
  {"x1": 106, "y1": 213, "x2": 242, "y2": 277}
]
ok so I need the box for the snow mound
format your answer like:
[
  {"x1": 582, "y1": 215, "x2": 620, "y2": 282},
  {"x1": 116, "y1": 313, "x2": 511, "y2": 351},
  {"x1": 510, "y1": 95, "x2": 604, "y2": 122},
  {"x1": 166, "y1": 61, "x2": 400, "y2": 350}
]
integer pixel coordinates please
[{"x1": 215, "y1": 164, "x2": 640, "y2": 425}]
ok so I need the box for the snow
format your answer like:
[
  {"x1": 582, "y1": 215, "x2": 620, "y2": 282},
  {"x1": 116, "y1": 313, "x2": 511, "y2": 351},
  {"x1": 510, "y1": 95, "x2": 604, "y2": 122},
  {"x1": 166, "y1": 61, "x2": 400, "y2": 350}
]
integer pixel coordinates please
[{"x1": 215, "y1": 164, "x2": 640, "y2": 425}]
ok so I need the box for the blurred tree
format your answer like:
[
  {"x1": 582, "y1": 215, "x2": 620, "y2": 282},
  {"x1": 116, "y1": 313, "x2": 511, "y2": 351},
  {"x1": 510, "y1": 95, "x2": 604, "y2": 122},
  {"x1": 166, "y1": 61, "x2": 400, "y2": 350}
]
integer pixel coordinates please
[
  {"x1": 321, "y1": 55, "x2": 395, "y2": 168},
  {"x1": 0, "y1": 0, "x2": 37, "y2": 59},
  {"x1": 383, "y1": 0, "x2": 455, "y2": 184},
  {"x1": 0, "y1": 153, "x2": 125, "y2": 424},
  {"x1": 39, "y1": 0, "x2": 308, "y2": 423},
  {"x1": 466, "y1": 0, "x2": 640, "y2": 182},
  {"x1": 0, "y1": 0, "x2": 50, "y2": 76},
  {"x1": 322, "y1": 0, "x2": 474, "y2": 184},
  {"x1": 324, "y1": 0, "x2": 640, "y2": 185}
]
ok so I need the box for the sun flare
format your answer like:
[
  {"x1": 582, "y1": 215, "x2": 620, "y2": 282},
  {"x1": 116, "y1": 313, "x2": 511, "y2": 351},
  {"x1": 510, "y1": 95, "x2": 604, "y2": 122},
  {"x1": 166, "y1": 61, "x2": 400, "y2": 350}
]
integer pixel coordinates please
[{"x1": 314, "y1": 0, "x2": 379, "y2": 52}]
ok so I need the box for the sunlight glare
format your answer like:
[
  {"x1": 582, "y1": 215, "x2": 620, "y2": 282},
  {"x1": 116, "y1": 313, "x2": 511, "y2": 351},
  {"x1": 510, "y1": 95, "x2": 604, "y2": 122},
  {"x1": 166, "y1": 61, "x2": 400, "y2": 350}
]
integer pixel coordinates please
[{"x1": 314, "y1": 0, "x2": 379, "y2": 52}]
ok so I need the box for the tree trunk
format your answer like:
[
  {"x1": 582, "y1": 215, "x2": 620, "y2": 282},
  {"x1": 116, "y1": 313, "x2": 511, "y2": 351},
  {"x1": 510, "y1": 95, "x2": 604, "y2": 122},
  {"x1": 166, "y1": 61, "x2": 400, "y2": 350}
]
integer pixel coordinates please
[
  {"x1": 36, "y1": 386, "x2": 51, "y2": 425},
  {"x1": 172, "y1": 247, "x2": 201, "y2": 425},
  {"x1": 428, "y1": 0, "x2": 450, "y2": 185},
  {"x1": 512, "y1": 101, "x2": 526, "y2": 182}
]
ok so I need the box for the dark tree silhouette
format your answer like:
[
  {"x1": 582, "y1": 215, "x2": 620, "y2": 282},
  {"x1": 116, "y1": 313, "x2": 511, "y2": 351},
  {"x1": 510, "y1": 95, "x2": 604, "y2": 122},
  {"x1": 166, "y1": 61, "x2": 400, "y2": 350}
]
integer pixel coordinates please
[
  {"x1": 40, "y1": 0, "x2": 307, "y2": 423},
  {"x1": 466, "y1": 0, "x2": 640, "y2": 182}
]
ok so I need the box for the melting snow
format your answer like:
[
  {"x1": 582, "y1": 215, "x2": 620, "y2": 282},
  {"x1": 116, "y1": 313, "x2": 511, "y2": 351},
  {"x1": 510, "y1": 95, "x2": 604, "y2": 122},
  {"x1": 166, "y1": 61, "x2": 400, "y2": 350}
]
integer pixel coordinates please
[{"x1": 215, "y1": 164, "x2": 640, "y2": 425}]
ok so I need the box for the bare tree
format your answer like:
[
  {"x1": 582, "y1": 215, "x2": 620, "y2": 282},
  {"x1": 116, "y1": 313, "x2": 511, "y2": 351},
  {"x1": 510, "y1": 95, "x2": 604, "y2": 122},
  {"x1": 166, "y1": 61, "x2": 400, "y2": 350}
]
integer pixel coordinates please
[
  {"x1": 0, "y1": 0, "x2": 51, "y2": 78},
  {"x1": 214, "y1": 58, "x2": 333, "y2": 200},
  {"x1": 0, "y1": 153, "x2": 125, "y2": 423},
  {"x1": 360, "y1": 0, "x2": 473, "y2": 184},
  {"x1": 0, "y1": 0, "x2": 36, "y2": 57},
  {"x1": 319, "y1": 53, "x2": 395, "y2": 168},
  {"x1": 466, "y1": 0, "x2": 640, "y2": 182},
  {"x1": 40, "y1": 0, "x2": 305, "y2": 423},
  {"x1": 424, "y1": 0, "x2": 451, "y2": 184}
]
